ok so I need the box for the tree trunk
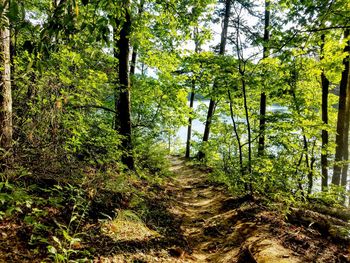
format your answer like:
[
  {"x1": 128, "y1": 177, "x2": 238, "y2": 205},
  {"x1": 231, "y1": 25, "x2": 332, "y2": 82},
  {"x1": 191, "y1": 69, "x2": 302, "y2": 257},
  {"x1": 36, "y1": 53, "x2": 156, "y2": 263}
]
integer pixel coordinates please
[
  {"x1": 228, "y1": 90, "x2": 243, "y2": 175},
  {"x1": 320, "y1": 34, "x2": 330, "y2": 190},
  {"x1": 185, "y1": 28, "x2": 200, "y2": 159},
  {"x1": 10, "y1": 20, "x2": 16, "y2": 87},
  {"x1": 185, "y1": 85, "x2": 195, "y2": 158},
  {"x1": 258, "y1": 0, "x2": 270, "y2": 156},
  {"x1": 241, "y1": 73, "x2": 252, "y2": 194},
  {"x1": 115, "y1": 0, "x2": 135, "y2": 170},
  {"x1": 341, "y1": 131, "x2": 349, "y2": 187},
  {"x1": 0, "y1": 0, "x2": 12, "y2": 167},
  {"x1": 341, "y1": 54, "x2": 350, "y2": 187},
  {"x1": 291, "y1": 87, "x2": 314, "y2": 195},
  {"x1": 305, "y1": 134, "x2": 316, "y2": 195},
  {"x1": 130, "y1": 0, "x2": 144, "y2": 78},
  {"x1": 332, "y1": 29, "x2": 350, "y2": 185},
  {"x1": 198, "y1": 0, "x2": 231, "y2": 159},
  {"x1": 130, "y1": 45, "x2": 138, "y2": 77},
  {"x1": 198, "y1": 98, "x2": 215, "y2": 160}
]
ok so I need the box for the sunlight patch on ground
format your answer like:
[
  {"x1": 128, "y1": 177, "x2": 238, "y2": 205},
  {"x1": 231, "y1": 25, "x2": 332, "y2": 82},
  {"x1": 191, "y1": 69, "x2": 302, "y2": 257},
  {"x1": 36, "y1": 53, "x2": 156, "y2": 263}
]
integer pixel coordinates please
[
  {"x1": 95, "y1": 252, "x2": 185, "y2": 263},
  {"x1": 101, "y1": 210, "x2": 160, "y2": 241}
]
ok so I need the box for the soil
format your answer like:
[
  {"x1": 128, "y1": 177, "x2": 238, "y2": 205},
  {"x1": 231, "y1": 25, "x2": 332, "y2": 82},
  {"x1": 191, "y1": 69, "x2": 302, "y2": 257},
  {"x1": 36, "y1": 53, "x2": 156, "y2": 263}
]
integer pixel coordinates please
[
  {"x1": 1, "y1": 156, "x2": 350, "y2": 262},
  {"x1": 95, "y1": 156, "x2": 350, "y2": 262}
]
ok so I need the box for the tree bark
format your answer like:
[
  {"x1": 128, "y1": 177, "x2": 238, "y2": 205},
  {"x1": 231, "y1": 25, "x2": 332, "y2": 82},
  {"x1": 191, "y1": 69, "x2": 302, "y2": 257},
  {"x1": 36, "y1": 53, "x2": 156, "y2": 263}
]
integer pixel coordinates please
[
  {"x1": 258, "y1": 0, "x2": 270, "y2": 156},
  {"x1": 185, "y1": 84, "x2": 195, "y2": 158},
  {"x1": 130, "y1": 0, "x2": 144, "y2": 77},
  {"x1": 320, "y1": 34, "x2": 330, "y2": 190},
  {"x1": 130, "y1": 45, "x2": 138, "y2": 77},
  {"x1": 0, "y1": 0, "x2": 13, "y2": 166},
  {"x1": 332, "y1": 29, "x2": 350, "y2": 185},
  {"x1": 185, "y1": 28, "x2": 200, "y2": 159},
  {"x1": 198, "y1": 99, "x2": 216, "y2": 159},
  {"x1": 341, "y1": 52, "x2": 350, "y2": 187},
  {"x1": 198, "y1": 0, "x2": 231, "y2": 159},
  {"x1": 292, "y1": 88, "x2": 314, "y2": 195},
  {"x1": 241, "y1": 72, "x2": 252, "y2": 194},
  {"x1": 115, "y1": 0, "x2": 135, "y2": 170},
  {"x1": 228, "y1": 90, "x2": 243, "y2": 175}
]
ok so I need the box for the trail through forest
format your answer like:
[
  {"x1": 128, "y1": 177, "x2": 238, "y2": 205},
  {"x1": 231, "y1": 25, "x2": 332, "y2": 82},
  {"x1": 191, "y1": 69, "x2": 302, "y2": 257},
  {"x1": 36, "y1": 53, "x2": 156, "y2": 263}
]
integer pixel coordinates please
[
  {"x1": 164, "y1": 157, "x2": 301, "y2": 262},
  {"x1": 2, "y1": 1, "x2": 350, "y2": 262},
  {"x1": 96, "y1": 156, "x2": 347, "y2": 262},
  {"x1": 1, "y1": 157, "x2": 349, "y2": 262}
]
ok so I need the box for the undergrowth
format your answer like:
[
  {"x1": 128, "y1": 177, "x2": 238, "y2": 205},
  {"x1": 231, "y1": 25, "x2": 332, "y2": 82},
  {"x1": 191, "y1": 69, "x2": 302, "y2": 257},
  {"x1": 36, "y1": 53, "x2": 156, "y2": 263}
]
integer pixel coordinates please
[{"x1": 0, "y1": 146, "x2": 172, "y2": 262}]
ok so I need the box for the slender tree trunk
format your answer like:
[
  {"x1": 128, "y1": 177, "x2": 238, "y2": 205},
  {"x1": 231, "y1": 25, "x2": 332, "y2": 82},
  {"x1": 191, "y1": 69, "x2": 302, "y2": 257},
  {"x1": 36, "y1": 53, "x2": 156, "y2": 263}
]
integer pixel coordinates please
[
  {"x1": 295, "y1": 151, "x2": 305, "y2": 196},
  {"x1": 228, "y1": 90, "x2": 243, "y2": 174},
  {"x1": 341, "y1": 107, "x2": 349, "y2": 204},
  {"x1": 332, "y1": 29, "x2": 350, "y2": 185},
  {"x1": 130, "y1": 0, "x2": 144, "y2": 78},
  {"x1": 309, "y1": 156, "x2": 316, "y2": 194},
  {"x1": 258, "y1": 0, "x2": 270, "y2": 155},
  {"x1": 9, "y1": 1, "x2": 17, "y2": 144},
  {"x1": 233, "y1": 9, "x2": 252, "y2": 193},
  {"x1": 291, "y1": 88, "x2": 314, "y2": 194},
  {"x1": 198, "y1": 0, "x2": 231, "y2": 159},
  {"x1": 185, "y1": 28, "x2": 200, "y2": 158},
  {"x1": 185, "y1": 84, "x2": 195, "y2": 158},
  {"x1": 198, "y1": 99, "x2": 216, "y2": 159},
  {"x1": 341, "y1": 57, "x2": 350, "y2": 187},
  {"x1": 341, "y1": 132, "x2": 349, "y2": 187},
  {"x1": 241, "y1": 73, "x2": 252, "y2": 194},
  {"x1": 320, "y1": 34, "x2": 330, "y2": 190},
  {"x1": 304, "y1": 137, "x2": 316, "y2": 195},
  {"x1": 288, "y1": 63, "x2": 311, "y2": 196},
  {"x1": 10, "y1": 25, "x2": 16, "y2": 87},
  {"x1": 115, "y1": 0, "x2": 135, "y2": 170},
  {"x1": 113, "y1": 27, "x2": 120, "y2": 131},
  {"x1": 130, "y1": 45, "x2": 138, "y2": 77},
  {"x1": 0, "y1": 0, "x2": 12, "y2": 167}
]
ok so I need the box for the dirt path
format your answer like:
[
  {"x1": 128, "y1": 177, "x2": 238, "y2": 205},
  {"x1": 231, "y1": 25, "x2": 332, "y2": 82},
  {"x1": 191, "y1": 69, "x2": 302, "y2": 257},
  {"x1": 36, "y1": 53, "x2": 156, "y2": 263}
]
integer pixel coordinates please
[
  {"x1": 95, "y1": 156, "x2": 347, "y2": 262},
  {"x1": 165, "y1": 157, "x2": 302, "y2": 263}
]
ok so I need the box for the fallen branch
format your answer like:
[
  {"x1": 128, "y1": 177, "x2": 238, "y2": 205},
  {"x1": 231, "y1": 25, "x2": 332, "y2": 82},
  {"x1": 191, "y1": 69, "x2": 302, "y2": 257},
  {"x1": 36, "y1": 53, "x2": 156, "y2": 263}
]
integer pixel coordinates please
[{"x1": 288, "y1": 208, "x2": 350, "y2": 242}]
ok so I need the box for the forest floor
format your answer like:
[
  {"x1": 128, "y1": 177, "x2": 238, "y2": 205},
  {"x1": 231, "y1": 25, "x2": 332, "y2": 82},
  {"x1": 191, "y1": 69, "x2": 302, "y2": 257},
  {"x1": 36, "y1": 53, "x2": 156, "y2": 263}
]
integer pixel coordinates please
[
  {"x1": 1, "y1": 156, "x2": 350, "y2": 262},
  {"x1": 95, "y1": 156, "x2": 349, "y2": 263}
]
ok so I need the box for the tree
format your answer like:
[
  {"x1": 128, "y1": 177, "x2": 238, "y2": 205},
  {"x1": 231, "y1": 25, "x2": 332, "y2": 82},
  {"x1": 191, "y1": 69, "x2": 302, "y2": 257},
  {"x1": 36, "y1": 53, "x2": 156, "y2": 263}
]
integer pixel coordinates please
[
  {"x1": 115, "y1": 0, "x2": 135, "y2": 170},
  {"x1": 0, "y1": 0, "x2": 12, "y2": 166},
  {"x1": 185, "y1": 28, "x2": 200, "y2": 158},
  {"x1": 320, "y1": 34, "x2": 330, "y2": 191},
  {"x1": 198, "y1": 0, "x2": 231, "y2": 160},
  {"x1": 185, "y1": 77, "x2": 196, "y2": 158},
  {"x1": 341, "y1": 31, "x2": 350, "y2": 187},
  {"x1": 130, "y1": 0, "x2": 144, "y2": 77},
  {"x1": 332, "y1": 29, "x2": 349, "y2": 186},
  {"x1": 258, "y1": 0, "x2": 270, "y2": 155}
]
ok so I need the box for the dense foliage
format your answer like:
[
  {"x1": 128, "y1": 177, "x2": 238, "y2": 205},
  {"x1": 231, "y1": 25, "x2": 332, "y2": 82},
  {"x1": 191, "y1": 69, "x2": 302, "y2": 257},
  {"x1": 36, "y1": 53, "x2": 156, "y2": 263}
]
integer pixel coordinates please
[{"x1": 0, "y1": 0, "x2": 350, "y2": 261}]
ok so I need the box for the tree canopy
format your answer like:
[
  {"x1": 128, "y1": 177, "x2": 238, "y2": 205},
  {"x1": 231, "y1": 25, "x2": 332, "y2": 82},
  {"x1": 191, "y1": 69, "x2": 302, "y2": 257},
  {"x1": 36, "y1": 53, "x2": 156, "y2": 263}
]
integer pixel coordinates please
[{"x1": 1, "y1": 0, "x2": 350, "y2": 261}]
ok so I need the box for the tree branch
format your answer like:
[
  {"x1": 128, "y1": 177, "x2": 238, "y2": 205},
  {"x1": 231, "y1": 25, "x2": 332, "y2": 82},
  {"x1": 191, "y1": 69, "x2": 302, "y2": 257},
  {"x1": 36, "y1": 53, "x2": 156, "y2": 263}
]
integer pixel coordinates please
[
  {"x1": 72, "y1": 104, "x2": 116, "y2": 114},
  {"x1": 303, "y1": 25, "x2": 350, "y2": 33}
]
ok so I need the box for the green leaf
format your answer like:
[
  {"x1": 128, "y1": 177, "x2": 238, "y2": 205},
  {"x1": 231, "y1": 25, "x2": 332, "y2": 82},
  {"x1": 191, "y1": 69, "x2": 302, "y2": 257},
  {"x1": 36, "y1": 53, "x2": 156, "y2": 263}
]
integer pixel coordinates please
[
  {"x1": 62, "y1": 230, "x2": 71, "y2": 241},
  {"x1": 47, "y1": 245, "x2": 57, "y2": 255},
  {"x1": 52, "y1": 236, "x2": 61, "y2": 246},
  {"x1": 69, "y1": 215, "x2": 78, "y2": 224}
]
